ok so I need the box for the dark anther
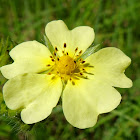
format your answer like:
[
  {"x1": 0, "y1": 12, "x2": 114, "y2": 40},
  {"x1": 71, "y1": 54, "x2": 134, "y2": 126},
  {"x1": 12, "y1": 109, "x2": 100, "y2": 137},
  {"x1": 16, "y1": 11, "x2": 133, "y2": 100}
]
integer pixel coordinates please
[
  {"x1": 55, "y1": 47, "x2": 58, "y2": 51},
  {"x1": 64, "y1": 43, "x2": 66, "y2": 48},
  {"x1": 75, "y1": 47, "x2": 78, "y2": 52},
  {"x1": 50, "y1": 56, "x2": 53, "y2": 58},
  {"x1": 54, "y1": 52, "x2": 56, "y2": 56},
  {"x1": 65, "y1": 65, "x2": 68, "y2": 67},
  {"x1": 57, "y1": 58, "x2": 59, "y2": 61},
  {"x1": 51, "y1": 59, "x2": 55, "y2": 62},
  {"x1": 74, "y1": 60, "x2": 76, "y2": 63},
  {"x1": 48, "y1": 72, "x2": 51, "y2": 75},
  {"x1": 80, "y1": 73, "x2": 83, "y2": 75},
  {"x1": 62, "y1": 51, "x2": 64, "y2": 53},
  {"x1": 79, "y1": 50, "x2": 82, "y2": 54},
  {"x1": 47, "y1": 64, "x2": 51, "y2": 66},
  {"x1": 82, "y1": 61, "x2": 85, "y2": 63},
  {"x1": 67, "y1": 52, "x2": 69, "y2": 55}
]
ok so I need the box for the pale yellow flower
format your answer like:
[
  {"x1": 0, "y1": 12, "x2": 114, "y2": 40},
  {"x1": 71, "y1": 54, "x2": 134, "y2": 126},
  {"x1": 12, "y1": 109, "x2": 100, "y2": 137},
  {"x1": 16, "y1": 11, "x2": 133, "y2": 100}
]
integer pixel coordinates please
[{"x1": 0, "y1": 20, "x2": 132, "y2": 129}]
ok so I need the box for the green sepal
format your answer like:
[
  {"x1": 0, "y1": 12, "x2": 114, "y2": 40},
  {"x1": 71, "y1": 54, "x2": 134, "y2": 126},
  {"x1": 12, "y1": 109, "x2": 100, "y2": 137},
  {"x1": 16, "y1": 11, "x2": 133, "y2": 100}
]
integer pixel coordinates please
[
  {"x1": 77, "y1": 44, "x2": 100, "y2": 61},
  {"x1": 0, "y1": 37, "x2": 14, "y2": 67},
  {"x1": 43, "y1": 35, "x2": 55, "y2": 56}
]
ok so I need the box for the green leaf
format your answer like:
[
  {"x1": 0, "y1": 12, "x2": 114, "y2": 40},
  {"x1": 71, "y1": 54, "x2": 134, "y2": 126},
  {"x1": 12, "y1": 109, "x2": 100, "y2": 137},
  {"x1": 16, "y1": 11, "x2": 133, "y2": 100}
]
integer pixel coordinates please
[
  {"x1": 43, "y1": 35, "x2": 55, "y2": 56},
  {"x1": 77, "y1": 44, "x2": 100, "y2": 61}
]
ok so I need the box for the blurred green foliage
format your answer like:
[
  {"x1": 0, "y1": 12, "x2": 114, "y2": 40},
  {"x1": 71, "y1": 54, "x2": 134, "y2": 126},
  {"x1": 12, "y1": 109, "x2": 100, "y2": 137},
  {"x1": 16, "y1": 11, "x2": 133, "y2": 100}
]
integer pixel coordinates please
[{"x1": 0, "y1": 0, "x2": 140, "y2": 140}]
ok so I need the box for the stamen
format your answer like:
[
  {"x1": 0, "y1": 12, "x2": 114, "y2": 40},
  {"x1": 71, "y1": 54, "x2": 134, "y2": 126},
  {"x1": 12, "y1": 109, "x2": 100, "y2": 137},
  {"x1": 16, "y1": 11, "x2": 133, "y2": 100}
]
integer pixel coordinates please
[
  {"x1": 70, "y1": 72, "x2": 73, "y2": 75},
  {"x1": 50, "y1": 56, "x2": 53, "y2": 58},
  {"x1": 81, "y1": 61, "x2": 85, "y2": 64},
  {"x1": 74, "y1": 60, "x2": 76, "y2": 63},
  {"x1": 66, "y1": 52, "x2": 69, "y2": 55},
  {"x1": 63, "y1": 43, "x2": 67, "y2": 55},
  {"x1": 79, "y1": 50, "x2": 82, "y2": 55},
  {"x1": 55, "y1": 47, "x2": 58, "y2": 51},
  {"x1": 73, "y1": 47, "x2": 79, "y2": 58},
  {"x1": 64, "y1": 43, "x2": 66, "y2": 48},
  {"x1": 51, "y1": 59, "x2": 55, "y2": 62},
  {"x1": 47, "y1": 72, "x2": 51, "y2": 75},
  {"x1": 57, "y1": 57, "x2": 59, "y2": 61},
  {"x1": 75, "y1": 47, "x2": 78, "y2": 52},
  {"x1": 53, "y1": 52, "x2": 56, "y2": 56},
  {"x1": 80, "y1": 73, "x2": 83, "y2": 75},
  {"x1": 46, "y1": 64, "x2": 51, "y2": 66}
]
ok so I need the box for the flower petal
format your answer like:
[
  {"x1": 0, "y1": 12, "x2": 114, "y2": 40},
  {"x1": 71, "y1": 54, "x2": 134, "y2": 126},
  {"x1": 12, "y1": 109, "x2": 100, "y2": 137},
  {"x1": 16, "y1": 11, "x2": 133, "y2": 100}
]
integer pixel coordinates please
[
  {"x1": 62, "y1": 78, "x2": 121, "y2": 129},
  {"x1": 86, "y1": 47, "x2": 132, "y2": 88},
  {"x1": 0, "y1": 41, "x2": 52, "y2": 79},
  {"x1": 3, "y1": 74, "x2": 62, "y2": 124},
  {"x1": 45, "y1": 20, "x2": 95, "y2": 56}
]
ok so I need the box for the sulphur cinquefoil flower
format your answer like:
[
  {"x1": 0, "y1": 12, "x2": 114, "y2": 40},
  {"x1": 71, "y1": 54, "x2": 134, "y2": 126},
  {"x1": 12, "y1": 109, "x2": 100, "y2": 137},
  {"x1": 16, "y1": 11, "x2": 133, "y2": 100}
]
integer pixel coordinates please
[{"x1": 0, "y1": 20, "x2": 132, "y2": 129}]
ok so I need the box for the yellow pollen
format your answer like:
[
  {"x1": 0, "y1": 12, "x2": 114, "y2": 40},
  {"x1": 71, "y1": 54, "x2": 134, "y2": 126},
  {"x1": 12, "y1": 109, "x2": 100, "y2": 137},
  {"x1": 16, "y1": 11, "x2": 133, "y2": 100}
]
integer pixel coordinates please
[{"x1": 56, "y1": 55, "x2": 76, "y2": 75}]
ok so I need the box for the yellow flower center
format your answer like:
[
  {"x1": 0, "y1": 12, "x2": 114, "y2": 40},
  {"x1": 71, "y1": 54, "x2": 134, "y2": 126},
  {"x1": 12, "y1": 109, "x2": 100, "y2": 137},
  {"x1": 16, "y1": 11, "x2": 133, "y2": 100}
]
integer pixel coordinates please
[
  {"x1": 56, "y1": 55, "x2": 76, "y2": 75},
  {"x1": 46, "y1": 44, "x2": 94, "y2": 83}
]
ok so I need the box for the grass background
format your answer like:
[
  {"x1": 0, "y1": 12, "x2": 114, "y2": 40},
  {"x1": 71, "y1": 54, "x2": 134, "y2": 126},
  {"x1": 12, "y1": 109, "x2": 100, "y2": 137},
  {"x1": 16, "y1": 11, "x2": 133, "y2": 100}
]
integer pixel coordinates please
[{"x1": 0, "y1": 0, "x2": 140, "y2": 140}]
